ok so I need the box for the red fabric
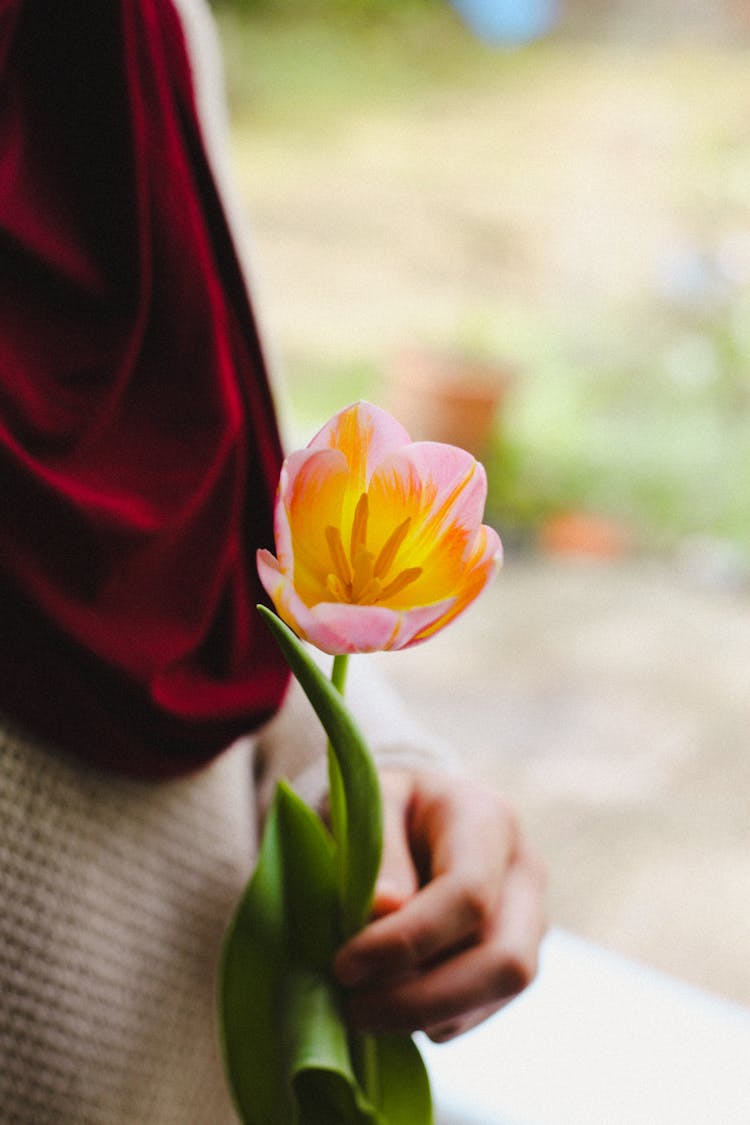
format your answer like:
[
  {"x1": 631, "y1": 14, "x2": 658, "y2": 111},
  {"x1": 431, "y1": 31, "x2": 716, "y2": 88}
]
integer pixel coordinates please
[{"x1": 0, "y1": 0, "x2": 290, "y2": 777}]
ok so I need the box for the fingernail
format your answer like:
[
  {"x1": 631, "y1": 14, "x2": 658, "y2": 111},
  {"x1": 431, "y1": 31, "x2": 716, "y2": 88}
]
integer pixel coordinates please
[{"x1": 372, "y1": 880, "x2": 408, "y2": 917}]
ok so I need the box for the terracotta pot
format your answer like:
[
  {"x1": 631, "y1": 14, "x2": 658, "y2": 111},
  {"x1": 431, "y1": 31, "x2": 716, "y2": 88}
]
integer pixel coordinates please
[
  {"x1": 538, "y1": 511, "x2": 632, "y2": 559},
  {"x1": 387, "y1": 348, "x2": 514, "y2": 457}
]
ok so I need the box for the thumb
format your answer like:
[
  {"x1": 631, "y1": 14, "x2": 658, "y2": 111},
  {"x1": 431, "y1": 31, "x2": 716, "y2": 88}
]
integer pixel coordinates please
[{"x1": 371, "y1": 771, "x2": 420, "y2": 919}]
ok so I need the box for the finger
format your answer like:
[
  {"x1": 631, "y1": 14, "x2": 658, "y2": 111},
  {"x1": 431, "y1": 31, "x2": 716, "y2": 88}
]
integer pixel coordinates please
[
  {"x1": 370, "y1": 771, "x2": 419, "y2": 919},
  {"x1": 335, "y1": 779, "x2": 518, "y2": 987},
  {"x1": 347, "y1": 846, "x2": 547, "y2": 1035},
  {"x1": 409, "y1": 776, "x2": 519, "y2": 893},
  {"x1": 335, "y1": 771, "x2": 418, "y2": 988},
  {"x1": 335, "y1": 871, "x2": 490, "y2": 987},
  {"x1": 424, "y1": 999, "x2": 511, "y2": 1044}
]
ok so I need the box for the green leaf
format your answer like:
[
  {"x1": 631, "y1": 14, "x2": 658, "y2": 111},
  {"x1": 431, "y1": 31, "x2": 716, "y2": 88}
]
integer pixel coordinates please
[
  {"x1": 285, "y1": 969, "x2": 379, "y2": 1124},
  {"x1": 257, "y1": 604, "x2": 383, "y2": 936},
  {"x1": 219, "y1": 782, "x2": 339, "y2": 1123},
  {"x1": 220, "y1": 608, "x2": 434, "y2": 1123},
  {"x1": 368, "y1": 1035, "x2": 433, "y2": 1122},
  {"x1": 327, "y1": 649, "x2": 351, "y2": 908}
]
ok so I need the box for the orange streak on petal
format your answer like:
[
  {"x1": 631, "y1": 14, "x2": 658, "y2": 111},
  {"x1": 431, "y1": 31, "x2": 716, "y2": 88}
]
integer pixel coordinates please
[
  {"x1": 327, "y1": 404, "x2": 373, "y2": 497},
  {"x1": 410, "y1": 547, "x2": 500, "y2": 644},
  {"x1": 311, "y1": 402, "x2": 412, "y2": 486},
  {"x1": 285, "y1": 450, "x2": 348, "y2": 604}
]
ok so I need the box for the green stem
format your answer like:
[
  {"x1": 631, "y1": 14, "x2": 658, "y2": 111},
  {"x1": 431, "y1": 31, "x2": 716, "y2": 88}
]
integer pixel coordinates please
[
  {"x1": 353, "y1": 1031, "x2": 380, "y2": 1112},
  {"x1": 328, "y1": 652, "x2": 382, "y2": 1107},
  {"x1": 331, "y1": 653, "x2": 349, "y2": 695},
  {"x1": 330, "y1": 655, "x2": 379, "y2": 1108},
  {"x1": 327, "y1": 654, "x2": 350, "y2": 928}
]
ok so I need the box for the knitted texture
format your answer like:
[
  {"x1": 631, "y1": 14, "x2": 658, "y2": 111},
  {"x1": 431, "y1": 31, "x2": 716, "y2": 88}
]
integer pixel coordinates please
[{"x1": 0, "y1": 721, "x2": 256, "y2": 1123}]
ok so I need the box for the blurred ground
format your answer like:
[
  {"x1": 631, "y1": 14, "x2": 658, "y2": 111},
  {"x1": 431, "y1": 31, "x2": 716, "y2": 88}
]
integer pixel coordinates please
[{"x1": 372, "y1": 556, "x2": 750, "y2": 1008}]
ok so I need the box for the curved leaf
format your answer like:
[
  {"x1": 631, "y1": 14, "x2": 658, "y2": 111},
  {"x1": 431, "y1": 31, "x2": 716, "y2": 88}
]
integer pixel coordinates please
[
  {"x1": 369, "y1": 1035, "x2": 433, "y2": 1122},
  {"x1": 285, "y1": 968, "x2": 379, "y2": 1124},
  {"x1": 257, "y1": 603, "x2": 383, "y2": 935},
  {"x1": 220, "y1": 611, "x2": 434, "y2": 1124},
  {"x1": 219, "y1": 782, "x2": 339, "y2": 1123}
]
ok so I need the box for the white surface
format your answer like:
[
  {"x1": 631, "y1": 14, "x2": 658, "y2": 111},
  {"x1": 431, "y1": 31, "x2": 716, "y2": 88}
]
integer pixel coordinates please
[{"x1": 421, "y1": 928, "x2": 750, "y2": 1125}]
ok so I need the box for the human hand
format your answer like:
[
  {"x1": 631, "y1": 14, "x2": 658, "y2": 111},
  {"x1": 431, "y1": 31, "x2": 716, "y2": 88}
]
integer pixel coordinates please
[{"x1": 333, "y1": 767, "x2": 547, "y2": 1043}]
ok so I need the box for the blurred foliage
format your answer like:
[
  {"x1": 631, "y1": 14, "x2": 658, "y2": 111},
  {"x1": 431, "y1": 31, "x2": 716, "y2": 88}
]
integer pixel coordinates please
[
  {"x1": 212, "y1": 0, "x2": 490, "y2": 132},
  {"x1": 482, "y1": 302, "x2": 750, "y2": 552},
  {"x1": 215, "y1": 6, "x2": 750, "y2": 557},
  {"x1": 212, "y1": 0, "x2": 436, "y2": 11}
]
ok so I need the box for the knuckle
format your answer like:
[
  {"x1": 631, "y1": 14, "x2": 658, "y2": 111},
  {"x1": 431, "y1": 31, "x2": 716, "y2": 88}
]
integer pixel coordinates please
[
  {"x1": 388, "y1": 922, "x2": 429, "y2": 970},
  {"x1": 454, "y1": 873, "x2": 494, "y2": 934},
  {"x1": 492, "y1": 946, "x2": 539, "y2": 998}
]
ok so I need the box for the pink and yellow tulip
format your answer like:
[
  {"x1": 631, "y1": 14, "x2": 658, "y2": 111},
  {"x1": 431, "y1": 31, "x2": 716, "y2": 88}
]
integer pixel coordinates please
[{"x1": 257, "y1": 401, "x2": 502, "y2": 654}]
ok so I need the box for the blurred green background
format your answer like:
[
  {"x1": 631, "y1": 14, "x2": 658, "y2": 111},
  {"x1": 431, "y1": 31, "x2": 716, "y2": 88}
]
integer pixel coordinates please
[
  {"x1": 207, "y1": 2, "x2": 750, "y2": 1009},
  {"x1": 212, "y1": 0, "x2": 750, "y2": 560}
]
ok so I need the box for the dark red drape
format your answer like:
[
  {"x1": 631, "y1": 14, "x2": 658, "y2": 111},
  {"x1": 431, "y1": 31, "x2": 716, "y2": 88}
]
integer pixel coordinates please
[{"x1": 0, "y1": 0, "x2": 290, "y2": 777}]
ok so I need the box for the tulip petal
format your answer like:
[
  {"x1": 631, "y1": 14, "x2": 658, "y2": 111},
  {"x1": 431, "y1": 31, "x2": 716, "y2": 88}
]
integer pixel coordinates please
[
  {"x1": 362, "y1": 444, "x2": 491, "y2": 608},
  {"x1": 281, "y1": 448, "x2": 349, "y2": 603},
  {"x1": 281, "y1": 447, "x2": 347, "y2": 507},
  {"x1": 258, "y1": 554, "x2": 458, "y2": 656},
  {"x1": 307, "y1": 402, "x2": 412, "y2": 496},
  {"x1": 257, "y1": 561, "x2": 336, "y2": 650},
  {"x1": 311, "y1": 597, "x2": 457, "y2": 653},
  {"x1": 257, "y1": 548, "x2": 286, "y2": 604},
  {"x1": 369, "y1": 443, "x2": 488, "y2": 553},
  {"x1": 258, "y1": 401, "x2": 502, "y2": 655},
  {"x1": 410, "y1": 524, "x2": 502, "y2": 643}
]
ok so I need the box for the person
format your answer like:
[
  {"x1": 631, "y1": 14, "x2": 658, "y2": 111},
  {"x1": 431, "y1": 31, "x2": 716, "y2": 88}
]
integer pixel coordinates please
[{"x1": 0, "y1": 1, "x2": 546, "y2": 1121}]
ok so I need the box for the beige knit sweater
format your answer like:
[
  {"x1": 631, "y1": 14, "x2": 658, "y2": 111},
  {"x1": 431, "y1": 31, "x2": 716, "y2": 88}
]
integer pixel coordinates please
[{"x1": 0, "y1": 2, "x2": 449, "y2": 1121}]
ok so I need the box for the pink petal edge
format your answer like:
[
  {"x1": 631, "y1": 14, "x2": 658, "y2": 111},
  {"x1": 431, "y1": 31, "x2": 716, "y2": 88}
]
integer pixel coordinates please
[
  {"x1": 368, "y1": 443, "x2": 489, "y2": 541},
  {"x1": 306, "y1": 401, "x2": 412, "y2": 485},
  {"x1": 311, "y1": 596, "x2": 457, "y2": 653},
  {"x1": 278, "y1": 447, "x2": 348, "y2": 512}
]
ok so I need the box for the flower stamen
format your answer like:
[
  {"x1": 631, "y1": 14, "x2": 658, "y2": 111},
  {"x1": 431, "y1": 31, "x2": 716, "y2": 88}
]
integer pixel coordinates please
[
  {"x1": 325, "y1": 497, "x2": 420, "y2": 606},
  {"x1": 350, "y1": 549, "x2": 376, "y2": 603},
  {"x1": 356, "y1": 578, "x2": 382, "y2": 605},
  {"x1": 373, "y1": 516, "x2": 411, "y2": 580},
  {"x1": 350, "y1": 492, "x2": 369, "y2": 561},
  {"x1": 326, "y1": 573, "x2": 350, "y2": 601},
  {"x1": 379, "y1": 566, "x2": 422, "y2": 601},
  {"x1": 326, "y1": 525, "x2": 352, "y2": 586}
]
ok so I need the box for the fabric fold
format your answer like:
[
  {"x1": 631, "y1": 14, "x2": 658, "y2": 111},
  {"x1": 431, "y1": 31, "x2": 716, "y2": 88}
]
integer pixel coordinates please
[{"x1": 0, "y1": 0, "x2": 289, "y2": 776}]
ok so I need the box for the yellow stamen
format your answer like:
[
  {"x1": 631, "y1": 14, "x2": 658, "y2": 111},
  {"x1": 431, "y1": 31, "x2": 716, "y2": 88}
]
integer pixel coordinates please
[
  {"x1": 324, "y1": 494, "x2": 420, "y2": 606},
  {"x1": 379, "y1": 566, "x2": 423, "y2": 601},
  {"x1": 326, "y1": 573, "x2": 350, "y2": 601},
  {"x1": 356, "y1": 578, "x2": 382, "y2": 605},
  {"x1": 350, "y1": 549, "x2": 376, "y2": 603},
  {"x1": 350, "y1": 491, "x2": 369, "y2": 560},
  {"x1": 326, "y1": 525, "x2": 351, "y2": 585},
  {"x1": 373, "y1": 516, "x2": 411, "y2": 580}
]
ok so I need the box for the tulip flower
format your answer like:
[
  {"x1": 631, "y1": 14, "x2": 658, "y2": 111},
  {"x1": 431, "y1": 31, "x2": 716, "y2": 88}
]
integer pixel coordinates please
[
  {"x1": 222, "y1": 401, "x2": 502, "y2": 1125},
  {"x1": 257, "y1": 401, "x2": 502, "y2": 655}
]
